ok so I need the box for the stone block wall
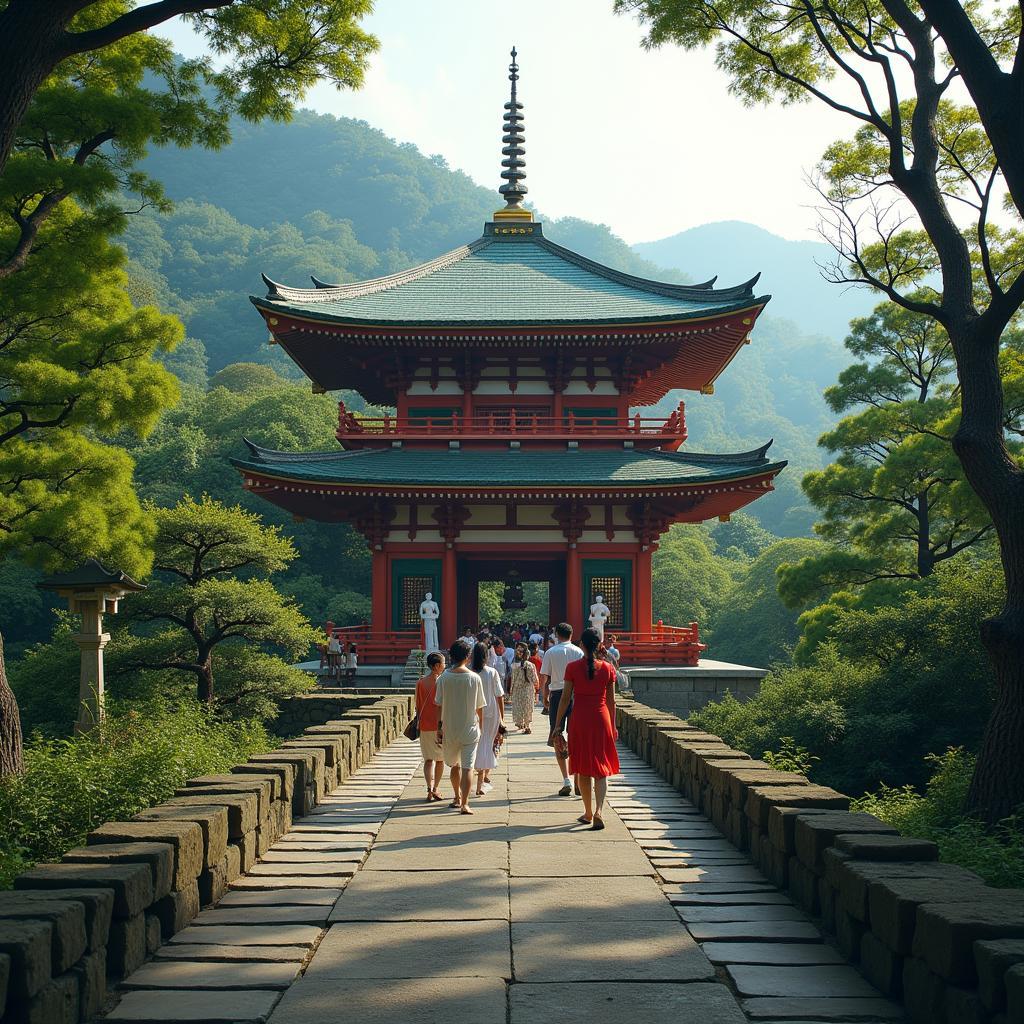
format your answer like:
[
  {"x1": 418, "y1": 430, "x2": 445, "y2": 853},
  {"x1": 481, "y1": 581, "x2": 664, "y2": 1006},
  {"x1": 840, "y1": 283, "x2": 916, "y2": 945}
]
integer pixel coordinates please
[
  {"x1": 616, "y1": 698, "x2": 1024, "y2": 1024},
  {"x1": 271, "y1": 692, "x2": 393, "y2": 737},
  {"x1": 0, "y1": 694, "x2": 414, "y2": 1024},
  {"x1": 624, "y1": 663, "x2": 766, "y2": 718}
]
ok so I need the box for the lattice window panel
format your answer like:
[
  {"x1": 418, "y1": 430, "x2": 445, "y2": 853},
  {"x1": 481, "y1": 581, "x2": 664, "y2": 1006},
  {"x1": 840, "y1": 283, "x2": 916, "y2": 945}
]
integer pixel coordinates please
[
  {"x1": 590, "y1": 577, "x2": 624, "y2": 630},
  {"x1": 400, "y1": 576, "x2": 434, "y2": 629}
]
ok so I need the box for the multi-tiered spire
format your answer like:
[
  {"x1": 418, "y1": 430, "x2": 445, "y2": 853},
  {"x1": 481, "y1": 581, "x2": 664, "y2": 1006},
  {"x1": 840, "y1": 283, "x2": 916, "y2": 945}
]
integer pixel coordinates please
[{"x1": 495, "y1": 47, "x2": 532, "y2": 221}]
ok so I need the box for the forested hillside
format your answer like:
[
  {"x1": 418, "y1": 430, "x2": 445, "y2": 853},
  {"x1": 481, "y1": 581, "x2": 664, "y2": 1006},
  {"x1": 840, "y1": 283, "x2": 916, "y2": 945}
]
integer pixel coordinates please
[{"x1": 124, "y1": 107, "x2": 844, "y2": 535}]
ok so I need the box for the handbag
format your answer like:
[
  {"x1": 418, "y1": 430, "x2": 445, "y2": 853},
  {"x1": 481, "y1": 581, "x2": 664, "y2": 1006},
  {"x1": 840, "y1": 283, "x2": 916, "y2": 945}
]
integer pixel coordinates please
[{"x1": 403, "y1": 712, "x2": 420, "y2": 741}]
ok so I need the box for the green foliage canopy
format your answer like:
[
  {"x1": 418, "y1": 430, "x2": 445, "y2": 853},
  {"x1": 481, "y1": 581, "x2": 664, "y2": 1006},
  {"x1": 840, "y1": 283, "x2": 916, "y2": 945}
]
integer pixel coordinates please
[{"x1": 122, "y1": 495, "x2": 317, "y2": 710}]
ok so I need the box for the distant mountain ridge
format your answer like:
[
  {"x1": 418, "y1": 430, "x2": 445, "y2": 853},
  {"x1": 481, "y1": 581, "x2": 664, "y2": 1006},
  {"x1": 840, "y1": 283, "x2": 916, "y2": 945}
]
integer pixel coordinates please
[{"x1": 634, "y1": 220, "x2": 874, "y2": 341}]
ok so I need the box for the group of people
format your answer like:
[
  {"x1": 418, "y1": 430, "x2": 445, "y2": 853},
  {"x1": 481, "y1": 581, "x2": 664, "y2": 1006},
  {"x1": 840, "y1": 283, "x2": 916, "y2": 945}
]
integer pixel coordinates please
[
  {"x1": 324, "y1": 636, "x2": 358, "y2": 682},
  {"x1": 414, "y1": 622, "x2": 620, "y2": 824}
]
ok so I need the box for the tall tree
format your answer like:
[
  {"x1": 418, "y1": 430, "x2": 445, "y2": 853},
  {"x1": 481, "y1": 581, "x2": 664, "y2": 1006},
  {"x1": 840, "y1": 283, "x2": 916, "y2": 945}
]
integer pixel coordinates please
[
  {"x1": 618, "y1": 0, "x2": 1024, "y2": 822},
  {"x1": 123, "y1": 495, "x2": 317, "y2": 704},
  {"x1": 0, "y1": 196, "x2": 181, "y2": 774},
  {"x1": 779, "y1": 299, "x2": 1000, "y2": 600},
  {"x1": 0, "y1": 0, "x2": 377, "y2": 183}
]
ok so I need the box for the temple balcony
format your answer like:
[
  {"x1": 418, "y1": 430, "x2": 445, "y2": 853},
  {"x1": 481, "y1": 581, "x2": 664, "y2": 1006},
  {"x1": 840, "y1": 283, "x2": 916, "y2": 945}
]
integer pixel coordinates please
[
  {"x1": 318, "y1": 621, "x2": 706, "y2": 669},
  {"x1": 335, "y1": 402, "x2": 687, "y2": 450}
]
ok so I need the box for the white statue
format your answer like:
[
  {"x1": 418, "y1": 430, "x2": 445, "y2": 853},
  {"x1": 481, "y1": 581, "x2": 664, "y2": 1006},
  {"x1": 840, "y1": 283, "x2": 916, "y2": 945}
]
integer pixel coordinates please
[
  {"x1": 419, "y1": 591, "x2": 440, "y2": 653},
  {"x1": 589, "y1": 594, "x2": 611, "y2": 641}
]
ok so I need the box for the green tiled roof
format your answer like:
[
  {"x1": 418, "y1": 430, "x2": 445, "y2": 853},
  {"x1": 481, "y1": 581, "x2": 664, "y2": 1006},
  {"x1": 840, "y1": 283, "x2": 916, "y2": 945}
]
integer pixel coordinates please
[
  {"x1": 253, "y1": 226, "x2": 769, "y2": 328},
  {"x1": 231, "y1": 442, "x2": 786, "y2": 488}
]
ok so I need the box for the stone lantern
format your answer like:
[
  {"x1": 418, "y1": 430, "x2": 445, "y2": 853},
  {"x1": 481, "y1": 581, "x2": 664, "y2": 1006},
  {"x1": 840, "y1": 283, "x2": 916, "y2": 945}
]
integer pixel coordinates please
[{"x1": 38, "y1": 559, "x2": 146, "y2": 733}]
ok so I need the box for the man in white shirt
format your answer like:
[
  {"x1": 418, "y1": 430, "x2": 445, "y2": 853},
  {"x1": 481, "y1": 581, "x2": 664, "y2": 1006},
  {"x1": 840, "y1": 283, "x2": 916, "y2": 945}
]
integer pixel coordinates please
[
  {"x1": 435, "y1": 639, "x2": 487, "y2": 814},
  {"x1": 540, "y1": 622, "x2": 584, "y2": 796}
]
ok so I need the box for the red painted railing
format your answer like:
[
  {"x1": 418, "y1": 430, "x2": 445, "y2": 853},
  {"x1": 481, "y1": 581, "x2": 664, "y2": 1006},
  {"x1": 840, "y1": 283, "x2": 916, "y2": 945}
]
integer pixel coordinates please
[
  {"x1": 318, "y1": 620, "x2": 706, "y2": 668},
  {"x1": 318, "y1": 623, "x2": 421, "y2": 671},
  {"x1": 336, "y1": 402, "x2": 687, "y2": 448},
  {"x1": 612, "y1": 622, "x2": 706, "y2": 667}
]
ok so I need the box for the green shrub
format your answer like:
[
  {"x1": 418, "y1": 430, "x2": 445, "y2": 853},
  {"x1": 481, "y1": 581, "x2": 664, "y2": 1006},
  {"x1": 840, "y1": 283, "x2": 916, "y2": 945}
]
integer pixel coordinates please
[
  {"x1": 853, "y1": 749, "x2": 1024, "y2": 889},
  {"x1": 0, "y1": 698, "x2": 271, "y2": 889},
  {"x1": 690, "y1": 559, "x2": 1001, "y2": 795},
  {"x1": 762, "y1": 737, "x2": 819, "y2": 776}
]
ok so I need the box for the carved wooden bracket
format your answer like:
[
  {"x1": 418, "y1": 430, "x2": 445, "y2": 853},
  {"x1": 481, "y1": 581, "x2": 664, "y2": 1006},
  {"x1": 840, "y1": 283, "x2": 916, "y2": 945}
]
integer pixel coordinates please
[
  {"x1": 554, "y1": 499, "x2": 591, "y2": 544},
  {"x1": 432, "y1": 501, "x2": 471, "y2": 547},
  {"x1": 354, "y1": 499, "x2": 396, "y2": 550}
]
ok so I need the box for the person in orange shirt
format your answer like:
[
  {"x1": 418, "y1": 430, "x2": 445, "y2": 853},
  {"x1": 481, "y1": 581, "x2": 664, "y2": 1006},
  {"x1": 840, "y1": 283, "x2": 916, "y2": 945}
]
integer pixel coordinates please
[{"x1": 415, "y1": 652, "x2": 446, "y2": 801}]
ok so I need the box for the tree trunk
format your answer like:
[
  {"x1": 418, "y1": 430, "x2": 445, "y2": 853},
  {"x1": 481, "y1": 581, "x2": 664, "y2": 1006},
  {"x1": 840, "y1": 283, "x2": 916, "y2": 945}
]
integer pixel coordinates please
[
  {"x1": 969, "y1": 605, "x2": 1024, "y2": 822},
  {"x1": 916, "y1": 492, "x2": 934, "y2": 577},
  {"x1": 0, "y1": 630, "x2": 24, "y2": 777},
  {"x1": 0, "y1": 5, "x2": 67, "y2": 180},
  {"x1": 197, "y1": 657, "x2": 215, "y2": 704},
  {"x1": 948, "y1": 320, "x2": 1024, "y2": 823}
]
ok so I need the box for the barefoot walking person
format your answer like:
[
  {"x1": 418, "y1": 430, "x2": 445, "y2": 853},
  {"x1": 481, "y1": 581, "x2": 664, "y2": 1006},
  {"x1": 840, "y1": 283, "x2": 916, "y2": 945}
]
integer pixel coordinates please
[
  {"x1": 415, "y1": 652, "x2": 446, "y2": 801},
  {"x1": 540, "y1": 622, "x2": 583, "y2": 797},
  {"x1": 551, "y1": 627, "x2": 619, "y2": 829},
  {"x1": 435, "y1": 639, "x2": 487, "y2": 815},
  {"x1": 472, "y1": 641, "x2": 505, "y2": 795},
  {"x1": 509, "y1": 642, "x2": 538, "y2": 732}
]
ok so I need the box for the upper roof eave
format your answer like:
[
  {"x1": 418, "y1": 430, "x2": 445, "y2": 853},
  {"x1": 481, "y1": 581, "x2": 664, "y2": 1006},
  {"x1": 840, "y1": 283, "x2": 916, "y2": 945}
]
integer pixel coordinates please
[{"x1": 249, "y1": 292, "x2": 771, "y2": 332}]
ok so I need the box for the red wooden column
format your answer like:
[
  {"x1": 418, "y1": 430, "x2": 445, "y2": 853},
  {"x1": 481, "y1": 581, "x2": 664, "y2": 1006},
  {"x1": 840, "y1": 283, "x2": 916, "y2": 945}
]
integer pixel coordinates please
[
  {"x1": 636, "y1": 547, "x2": 653, "y2": 632},
  {"x1": 442, "y1": 544, "x2": 457, "y2": 649},
  {"x1": 566, "y1": 545, "x2": 582, "y2": 637},
  {"x1": 371, "y1": 548, "x2": 388, "y2": 632}
]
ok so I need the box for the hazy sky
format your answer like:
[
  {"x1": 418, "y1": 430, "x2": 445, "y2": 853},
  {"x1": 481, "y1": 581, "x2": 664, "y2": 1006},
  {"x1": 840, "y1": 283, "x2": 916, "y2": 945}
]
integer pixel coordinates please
[{"x1": 162, "y1": 0, "x2": 853, "y2": 243}]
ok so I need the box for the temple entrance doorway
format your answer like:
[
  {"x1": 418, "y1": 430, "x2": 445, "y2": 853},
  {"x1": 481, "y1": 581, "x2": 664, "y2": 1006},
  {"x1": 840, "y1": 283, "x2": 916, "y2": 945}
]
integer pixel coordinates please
[{"x1": 456, "y1": 555, "x2": 565, "y2": 633}]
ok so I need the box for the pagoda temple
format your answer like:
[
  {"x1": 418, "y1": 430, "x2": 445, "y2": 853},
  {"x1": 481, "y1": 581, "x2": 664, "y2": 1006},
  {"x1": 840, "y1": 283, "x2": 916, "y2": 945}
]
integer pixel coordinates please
[{"x1": 232, "y1": 50, "x2": 786, "y2": 666}]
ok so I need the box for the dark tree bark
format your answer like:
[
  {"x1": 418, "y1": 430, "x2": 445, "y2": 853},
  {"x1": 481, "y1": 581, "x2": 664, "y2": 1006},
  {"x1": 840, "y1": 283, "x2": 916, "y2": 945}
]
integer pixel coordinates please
[
  {"x1": 196, "y1": 652, "x2": 215, "y2": 704},
  {"x1": 0, "y1": 631, "x2": 24, "y2": 778},
  {"x1": 947, "y1": 319, "x2": 1024, "y2": 821},
  {"x1": 0, "y1": 0, "x2": 233, "y2": 180}
]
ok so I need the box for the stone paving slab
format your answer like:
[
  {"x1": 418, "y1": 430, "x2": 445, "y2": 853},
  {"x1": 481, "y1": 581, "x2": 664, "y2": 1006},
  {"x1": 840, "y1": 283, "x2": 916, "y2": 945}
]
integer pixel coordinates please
[
  {"x1": 246, "y1": 860, "x2": 360, "y2": 876},
  {"x1": 154, "y1": 943, "x2": 309, "y2": 962},
  {"x1": 510, "y1": 982, "x2": 747, "y2": 1023},
  {"x1": 510, "y1": 840, "x2": 654, "y2": 877},
  {"x1": 686, "y1": 920, "x2": 824, "y2": 942},
  {"x1": 658, "y1": 865, "x2": 768, "y2": 884},
  {"x1": 107, "y1": 990, "x2": 280, "y2": 1022},
  {"x1": 509, "y1": 876, "x2": 678, "y2": 922},
  {"x1": 739, "y1": 995, "x2": 905, "y2": 1019},
  {"x1": 304, "y1": 920, "x2": 510, "y2": 979},
  {"x1": 122, "y1": 959, "x2": 300, "y2": 989},
  {"x1": 331, "y1": 870, "x2": 509, "y2": 922},
  {"x1": 512, "y1": 920, "x2": 714, "y2": 982},
  {"x1": 289, "y1": 823, "x2": 382, "y2": 835},
  {"x1": 727, "y1": 964, "x2": 884, "y2": 998},
  {"x1": 261, "y1": 841, "x2": 369, "y2": 853},
  {"x1": 364, "y1": 839, "x2": 509, "y2": 871},
  {"x1": 504, "y1": 816, "x2": 632, "y2": 839},
  {"x1": 269, "y1": 977, "x2": 506, "y2": 1024},
  {"x1": 217, "y1": 889, "x2": 342, "y2": 907},
  {"x1": 677, "y1": 905, "x2": 810, "y2": 923},
  {"x1": 386, "y1": 805, "x2": 509, "y2": 823},
  {"x1": 229, "y1": 874, "x2": 355, "y2": 890},
  {"x1": 702, "y1": 942, "x2": 844, "y2": 965},
  {"x1": 194, "y1": 905, "x2": 331, "y2": 926},
  {"x1": 170, "y1": 924, "x2": 323, "y2": 947},
  {"x1": 668, "y1": 891, "x2": 792, "y2": 906},
  {"x1": 373, "y1": 820, "x2": 507, "y2": 842}
]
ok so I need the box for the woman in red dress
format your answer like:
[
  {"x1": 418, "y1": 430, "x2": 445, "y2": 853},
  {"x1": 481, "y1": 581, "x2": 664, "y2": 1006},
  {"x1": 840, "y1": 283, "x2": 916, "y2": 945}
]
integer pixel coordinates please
[{"x1": 550, "y1": 627, "x2": 619, "y2": 830}]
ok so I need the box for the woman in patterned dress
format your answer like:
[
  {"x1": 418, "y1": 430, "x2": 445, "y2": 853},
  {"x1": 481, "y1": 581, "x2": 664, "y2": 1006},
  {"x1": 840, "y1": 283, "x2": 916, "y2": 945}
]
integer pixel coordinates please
[{"x1": 508, "y1": 642, "x2": 539, "y2": 732}]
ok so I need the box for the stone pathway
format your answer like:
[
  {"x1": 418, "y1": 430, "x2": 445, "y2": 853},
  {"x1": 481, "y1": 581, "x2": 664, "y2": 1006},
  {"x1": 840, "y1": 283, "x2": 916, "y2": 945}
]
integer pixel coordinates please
[{"x1": 105, "y1": 726, "x2": 904, "y2": 1023}]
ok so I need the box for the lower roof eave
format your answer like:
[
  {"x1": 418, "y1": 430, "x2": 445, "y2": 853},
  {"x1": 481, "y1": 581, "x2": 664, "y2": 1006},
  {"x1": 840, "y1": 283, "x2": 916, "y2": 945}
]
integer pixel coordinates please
[{"x1": 231, "y1": 463, "x2": 788, "y2": 498}]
